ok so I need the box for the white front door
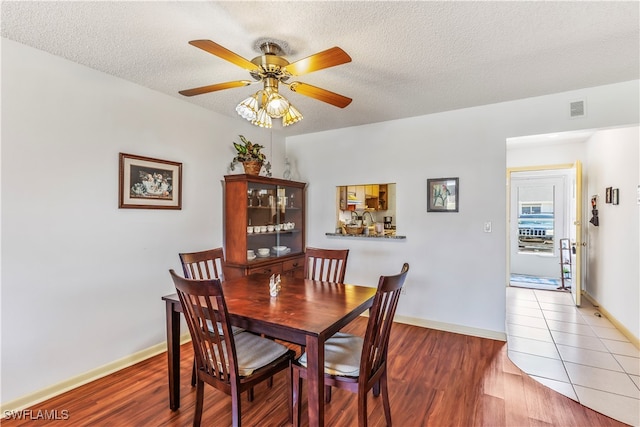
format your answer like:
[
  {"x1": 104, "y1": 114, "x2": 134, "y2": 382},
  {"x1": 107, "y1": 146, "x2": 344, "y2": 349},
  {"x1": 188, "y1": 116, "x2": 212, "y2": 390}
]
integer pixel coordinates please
[{"x1": 510, "y1": 173, "x2": 567, "y2": 278}]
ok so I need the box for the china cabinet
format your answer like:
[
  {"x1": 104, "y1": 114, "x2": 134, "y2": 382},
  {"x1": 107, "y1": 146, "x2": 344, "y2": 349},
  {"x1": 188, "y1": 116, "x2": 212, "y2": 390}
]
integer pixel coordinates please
[{"x1": 223, "y1": 174, "x2": 306, "y2": 279}]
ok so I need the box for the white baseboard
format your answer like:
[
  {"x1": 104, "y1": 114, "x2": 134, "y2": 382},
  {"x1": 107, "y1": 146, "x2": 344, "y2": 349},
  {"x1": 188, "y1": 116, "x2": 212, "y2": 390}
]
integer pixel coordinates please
[
  {"x1": 583, "y1": 292, "x2": 640, "y2": 349},
  {"x1": 361, "y1": 312, "x2": 506, "y2": 341},
  {"x1": 391, "y1": 314, "x2": 507, "y2": 342},
  {"x1": 1, "y1": 333, "x2": 191, "y2": 416}
]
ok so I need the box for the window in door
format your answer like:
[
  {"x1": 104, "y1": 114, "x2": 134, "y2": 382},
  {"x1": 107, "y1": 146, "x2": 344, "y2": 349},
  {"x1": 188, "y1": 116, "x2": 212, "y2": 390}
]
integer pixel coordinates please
[{"x1": 517, "y1": 185, "x2": 555, "y2": 254}]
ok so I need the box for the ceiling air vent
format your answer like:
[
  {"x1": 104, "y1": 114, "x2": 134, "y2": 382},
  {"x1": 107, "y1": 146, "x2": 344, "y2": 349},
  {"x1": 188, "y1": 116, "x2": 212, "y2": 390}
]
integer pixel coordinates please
[{"x1": 570, "y1": 100, "x2": 586, "y2": 118}]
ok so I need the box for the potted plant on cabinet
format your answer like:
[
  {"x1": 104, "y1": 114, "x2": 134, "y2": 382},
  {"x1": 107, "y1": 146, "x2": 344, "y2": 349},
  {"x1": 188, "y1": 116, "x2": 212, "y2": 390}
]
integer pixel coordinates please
[{"x1": 229, "y1": 135, "x2": 272, "y2": 176}]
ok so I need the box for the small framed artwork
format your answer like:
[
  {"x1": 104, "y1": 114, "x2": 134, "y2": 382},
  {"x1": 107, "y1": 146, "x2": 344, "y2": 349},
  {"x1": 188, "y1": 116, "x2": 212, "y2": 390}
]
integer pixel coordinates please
[
  {"x1": 427, "y1": 177, "x2": 459, "y2": 212},
  {"x1": 605, "y1": 187, "x2": 612, "y2": 204},
  {"x1": 612, "y1": 188, "x2": 619, "y2": 205},
  {"x1": 119, "y1": 153, "x2": 182, "y2": 209}
]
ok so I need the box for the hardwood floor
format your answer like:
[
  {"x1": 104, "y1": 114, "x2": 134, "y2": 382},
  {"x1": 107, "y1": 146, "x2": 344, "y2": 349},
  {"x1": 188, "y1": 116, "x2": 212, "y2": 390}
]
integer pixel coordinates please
[{"x1": 3, "y1": 318, "x2": 626, "y2": 426}]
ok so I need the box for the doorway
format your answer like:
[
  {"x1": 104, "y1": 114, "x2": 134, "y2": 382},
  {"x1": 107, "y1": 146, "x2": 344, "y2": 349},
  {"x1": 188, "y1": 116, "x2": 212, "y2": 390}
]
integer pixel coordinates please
[
  {"x1": 509, "y1": 171, "x2": 569, "y2": 290},
  {"x1": 507, "y1": 161, "x2": 580, "y2": 294},
  {"x1": 506, "y1": 129, "x2": 592, "y2": 302}
]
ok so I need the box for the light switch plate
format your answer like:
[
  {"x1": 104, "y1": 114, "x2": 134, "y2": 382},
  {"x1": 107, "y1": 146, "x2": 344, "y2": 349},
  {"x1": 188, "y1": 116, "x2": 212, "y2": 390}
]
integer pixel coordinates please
[{"x1": 484, "y1": 221, "x2": 492, "y2": 233}]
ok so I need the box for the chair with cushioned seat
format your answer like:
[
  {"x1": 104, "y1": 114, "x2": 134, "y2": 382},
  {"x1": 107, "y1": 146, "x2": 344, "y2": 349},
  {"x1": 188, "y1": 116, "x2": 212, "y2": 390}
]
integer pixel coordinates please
[
  {"x1": 169, "y1": 270, "x2": 294, "y2": 427},
  {"x1": 179, "y1": 247, "x2": 247, "y2": 388},
  {"x1": 302, "y1": 247, "x2": 350, "y2": 400},
  {"x1": 292, "y1": 263, "x2": 410, "y2": 427},
  {"x1": 304, "y1": 247, "x2": 349, "y2": 283},
  {"x1": 301, "y1": 248, "x2": 349, "y2": 349}
]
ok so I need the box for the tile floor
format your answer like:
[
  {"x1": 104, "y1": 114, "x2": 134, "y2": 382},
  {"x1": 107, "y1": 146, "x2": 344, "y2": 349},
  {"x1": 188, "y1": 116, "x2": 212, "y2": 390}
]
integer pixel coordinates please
[{"x1": 506, "y1": 286, "x2": 640, "y2": 426}]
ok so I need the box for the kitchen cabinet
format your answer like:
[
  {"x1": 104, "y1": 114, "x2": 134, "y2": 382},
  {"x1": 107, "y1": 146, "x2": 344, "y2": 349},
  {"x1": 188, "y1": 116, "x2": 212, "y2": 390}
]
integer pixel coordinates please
[
  {"x1": 365, "y1": 184, "x2": 380, "y2": 209},
  {"x1": 347, "y1": 185, "x2": 365, "y2": 210},
  {"x1": 339, "y1": 186, "x2": 347, "y2": 210},
  {"x1": 223, "y1": 174, "x2": 306, "y2": 279},
  {"x1": 339, "y1": 184, "x2": 388, "y2": 211},
  {"x1": 378, "y1": 184, "x2": 388, "y2": 210},
  {"x1": 336, "y1": 185, "x2": 364, "y2": 211},
  {"x1": 365, "y1": 184, "x2": 379, "y2": 197}
]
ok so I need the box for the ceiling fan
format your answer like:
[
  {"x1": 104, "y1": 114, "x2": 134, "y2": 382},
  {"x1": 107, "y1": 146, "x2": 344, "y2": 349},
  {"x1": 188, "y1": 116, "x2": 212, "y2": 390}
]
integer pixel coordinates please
[{"x1": 179, "y1": 39, "x2": 352, "y2": 127}]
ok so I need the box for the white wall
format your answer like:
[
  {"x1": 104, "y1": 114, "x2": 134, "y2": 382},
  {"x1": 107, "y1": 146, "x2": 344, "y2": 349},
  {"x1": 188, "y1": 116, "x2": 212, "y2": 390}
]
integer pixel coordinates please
[
  {"x1": 287, "y1": 80, "x2": 639, "y2": 338},
  {"x1": 0, "y1": 39, "x2": 285, "y2": 404},
  {"x1": 585, "y1": 126, "x2": 639, "y2": 339},
  {"x1": 507, "y1": 140, "x2": 588, "y2": 167}
]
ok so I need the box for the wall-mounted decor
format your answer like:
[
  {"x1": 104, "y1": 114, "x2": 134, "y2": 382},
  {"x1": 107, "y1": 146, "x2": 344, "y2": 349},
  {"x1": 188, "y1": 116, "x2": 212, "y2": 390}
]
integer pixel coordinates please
[
  {"x1": 119, "y1": 153, "x2": 182, "y2": 209},
  {"x1": 589, "y1": 195, "x2": 599, "y2": 226},
  {"x1": 612, "y1": 188, "x2": 619, "y2": 205},
  {"x1": 605, "y1": 187, "x2": 612, "y2": 204},
  {"x1": 427, "y1": 177, "x2": 459, "y2": 212}
]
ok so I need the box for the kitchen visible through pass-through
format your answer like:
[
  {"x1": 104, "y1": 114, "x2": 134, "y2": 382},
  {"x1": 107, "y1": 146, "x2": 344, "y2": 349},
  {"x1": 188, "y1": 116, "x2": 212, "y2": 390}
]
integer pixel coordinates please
[{"x1": 333, "y1": 183, "x2": 401, "y2": 238}]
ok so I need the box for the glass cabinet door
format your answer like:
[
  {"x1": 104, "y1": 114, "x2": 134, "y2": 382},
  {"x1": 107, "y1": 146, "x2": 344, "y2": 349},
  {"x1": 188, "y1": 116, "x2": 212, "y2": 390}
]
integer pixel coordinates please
[{"x1": 246, "y1": 182, "x2": 303, "y2": 260}]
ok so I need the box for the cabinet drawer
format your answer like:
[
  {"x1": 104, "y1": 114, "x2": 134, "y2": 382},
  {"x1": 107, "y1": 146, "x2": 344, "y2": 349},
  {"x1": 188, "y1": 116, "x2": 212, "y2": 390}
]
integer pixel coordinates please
[
  {"x1": 283, "y1": 258, "x2": 303, "y2": 272},
  {"x1": 248, "y1": 263, "x2": 283, "y2": 276}
]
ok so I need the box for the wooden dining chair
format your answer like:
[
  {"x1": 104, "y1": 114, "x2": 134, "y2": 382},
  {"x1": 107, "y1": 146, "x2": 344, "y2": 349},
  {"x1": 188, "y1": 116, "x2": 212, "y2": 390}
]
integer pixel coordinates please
[
  {"x1": 179, "y1": 247, "x2": 227, "y2": 281},
  {"x1": 302, "y1": 247, "x2": 350, "y2": 393},
  {"x1": 304, "y1": 247, "x2": 349, "y2": 283},
  {"x1": 169, "y1": 270, "x2": 295, "y2": 427},
  {"x1": 179, "y1": 248, "x2": 254, "y2": 390},
  {"x1": 292, "y1": 263, "x2": 410, "y2": 427}
]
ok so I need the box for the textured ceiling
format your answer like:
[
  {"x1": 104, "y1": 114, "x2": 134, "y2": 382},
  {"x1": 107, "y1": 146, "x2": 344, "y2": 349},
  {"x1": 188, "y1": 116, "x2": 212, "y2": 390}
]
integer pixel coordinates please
[{"x1": 2, "y1": 1, "x2": 639, "y2": 137}]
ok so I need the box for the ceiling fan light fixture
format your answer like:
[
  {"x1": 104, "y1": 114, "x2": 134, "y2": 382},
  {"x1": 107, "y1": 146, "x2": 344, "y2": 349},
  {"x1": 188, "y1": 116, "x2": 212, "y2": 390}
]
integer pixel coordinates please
[
  {"x1": 235, "y1": 93, "x2": 259, "y2": 121},
  {"x1": 265, "y1": 93, "x2": 290, "y2": 118},
  {"x1": 282, "y1": 103, "x2": 303, "y2": 127},
  {"x1": 252, "y1": 107, "x2": 272, "y2": 128},
  {"x1": 179, "y1": 39, "x2": 351, "y2": 129}
]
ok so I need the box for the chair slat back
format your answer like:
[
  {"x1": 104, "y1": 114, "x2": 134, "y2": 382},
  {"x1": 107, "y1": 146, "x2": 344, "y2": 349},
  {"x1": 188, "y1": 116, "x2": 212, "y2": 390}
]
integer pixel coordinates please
[
  {"x1": 179, "y1": 248, "x2": 226, "y2": 281},
  {"x1": 360, "y1": 263, "x2": 409, "y2": 383},
  {"x1": 304, "y1": 247, "x2": 349, "y2": 283},
  {"x1": 169, "y1": 270, "x2": 238, "y2": 385}
]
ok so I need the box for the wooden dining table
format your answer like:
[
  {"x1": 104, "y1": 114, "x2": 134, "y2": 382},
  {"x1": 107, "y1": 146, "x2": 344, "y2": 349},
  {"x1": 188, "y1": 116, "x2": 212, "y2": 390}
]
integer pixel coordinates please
[{"x1": 162, "y1": 273, "x2": 377, "y2": 427}]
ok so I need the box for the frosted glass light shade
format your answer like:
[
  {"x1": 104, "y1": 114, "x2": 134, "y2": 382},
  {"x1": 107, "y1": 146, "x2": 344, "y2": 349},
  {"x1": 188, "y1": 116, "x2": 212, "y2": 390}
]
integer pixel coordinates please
[
  {"x1": 252, "y1": 108, "x2": 272, "y2": 128},
  {"x1": 282, "y1": 104, "x2": 303, "y2": 127},
  {"x1": 265, "y1": 93, "x2": 290, "y2": 118},
  {"x1": 236, "y1": 94, "x2": 259, "y2": 121}
]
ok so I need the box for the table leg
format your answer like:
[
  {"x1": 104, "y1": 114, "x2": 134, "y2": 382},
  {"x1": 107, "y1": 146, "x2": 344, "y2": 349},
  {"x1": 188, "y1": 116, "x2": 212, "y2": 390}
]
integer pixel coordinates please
[
  {"x1": 305, "y1": 335, "x2": 325, "y2": 427},
  {"x1": 166, "y1": 300, "x2": 181, "y2": 410}
]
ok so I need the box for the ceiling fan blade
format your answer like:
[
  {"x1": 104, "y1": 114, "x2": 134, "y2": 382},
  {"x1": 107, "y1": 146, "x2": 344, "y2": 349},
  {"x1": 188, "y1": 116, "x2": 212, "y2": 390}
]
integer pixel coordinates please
[
  {"x1": 179, "y1": 80, "x2": 253, "y2": 97},
  {"x1": 288, "y1": 82, "x2": 352, "y2": 108},
  {"x1": 283, "y1": 47, "x2": 352, "y2": 76},
  {"x1": 188, "y1": 40, "x2": 257, "y2": 71}
]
